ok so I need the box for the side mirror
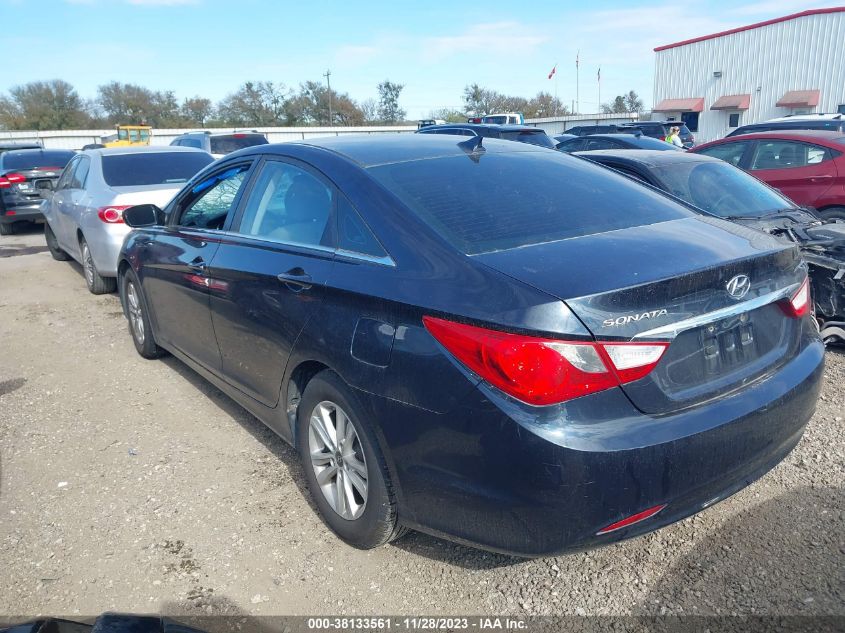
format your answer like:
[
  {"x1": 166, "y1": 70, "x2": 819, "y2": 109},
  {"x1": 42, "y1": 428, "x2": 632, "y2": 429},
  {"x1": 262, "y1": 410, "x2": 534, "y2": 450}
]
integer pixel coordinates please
[{"x1": 124, "y1": 204, "x2": 164, "y2": 228}]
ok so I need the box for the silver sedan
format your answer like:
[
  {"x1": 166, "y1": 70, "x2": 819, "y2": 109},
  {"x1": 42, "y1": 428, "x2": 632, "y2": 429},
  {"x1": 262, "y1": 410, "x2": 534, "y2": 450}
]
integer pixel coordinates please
[{"x1": 42, "y1": 146, "x2": 214, "y2": 293}]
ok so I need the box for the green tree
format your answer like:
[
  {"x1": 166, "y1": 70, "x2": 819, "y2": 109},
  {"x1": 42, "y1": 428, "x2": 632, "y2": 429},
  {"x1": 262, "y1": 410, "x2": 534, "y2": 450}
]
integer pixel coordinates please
[
  {"x1": 429, "y1": 107, "x2": 467, "y2": 123},
  {"x1": 0, "y1": 80, "x2": 90, "y2": 130},
  {"x1": 601, "y1": 90, "x2": 644, "y2": 114},
  {"x1": 181, "y1": 97, "x2": 213, "y2": 126},
  {"x1": 377, "y1": 80, "x2": 406, "y2": 124},
  {"x1": 524, "y1": 92, "x2": 569, "y2": 118},
  {"x1": 215, "y1": 81, "x2": 290, "y2": 127}
]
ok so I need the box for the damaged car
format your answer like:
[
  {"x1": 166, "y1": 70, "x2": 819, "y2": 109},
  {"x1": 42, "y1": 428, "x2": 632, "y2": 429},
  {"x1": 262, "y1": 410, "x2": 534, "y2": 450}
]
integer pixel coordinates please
[{"x1": 575, "y1": 149, "x2": 845, "y2": 344}]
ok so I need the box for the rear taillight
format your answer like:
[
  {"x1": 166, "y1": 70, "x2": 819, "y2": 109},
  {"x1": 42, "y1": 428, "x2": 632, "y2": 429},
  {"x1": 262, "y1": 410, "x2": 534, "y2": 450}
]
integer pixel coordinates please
[
  {"x1": 0, "y1": 173, "x2": 26, "y2": 187},
  {"x1": 97, "y1": 205, "x2": 131, "y2": 224},
  {"x1": 780, "y1": 276, "x2": 810, "y2": 318},
  {"x1": 422, "y1": 316, "x2": 668, "y2": 406}
]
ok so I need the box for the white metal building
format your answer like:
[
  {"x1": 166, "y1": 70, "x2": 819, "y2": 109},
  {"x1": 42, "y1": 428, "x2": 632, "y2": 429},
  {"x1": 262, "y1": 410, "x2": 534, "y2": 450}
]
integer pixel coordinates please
[{"x1": 652, "y1": 7, "x2": 845, "y2": 143}]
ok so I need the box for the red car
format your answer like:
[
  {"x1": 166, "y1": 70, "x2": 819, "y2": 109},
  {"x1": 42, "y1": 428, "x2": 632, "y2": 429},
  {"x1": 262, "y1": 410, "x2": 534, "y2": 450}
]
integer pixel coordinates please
[{"x1": 691, "y1": 130, "x2": 845, "y2": 221}]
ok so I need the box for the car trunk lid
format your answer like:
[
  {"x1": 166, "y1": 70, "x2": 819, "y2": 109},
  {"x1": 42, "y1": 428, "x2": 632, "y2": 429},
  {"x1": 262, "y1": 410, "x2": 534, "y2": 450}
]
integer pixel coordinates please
[{"x1": 474, "y1": 216, "x2": 808, "y2": 414}]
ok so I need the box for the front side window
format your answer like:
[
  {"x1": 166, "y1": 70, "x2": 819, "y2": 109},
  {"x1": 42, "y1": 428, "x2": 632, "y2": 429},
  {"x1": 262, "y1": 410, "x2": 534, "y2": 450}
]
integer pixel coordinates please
[
  {"x1": 696, "y1": 141, "x2": 747, "y2": 167},
  {"x1": 177, "y1": 164, "x2": 250, "y2": 230},
  {"x1": 236, "y1": 160, "x2": 334, "y2": 248},
  {"x1": 750, "y1": 141, "x2": 830, "y2": 170}
]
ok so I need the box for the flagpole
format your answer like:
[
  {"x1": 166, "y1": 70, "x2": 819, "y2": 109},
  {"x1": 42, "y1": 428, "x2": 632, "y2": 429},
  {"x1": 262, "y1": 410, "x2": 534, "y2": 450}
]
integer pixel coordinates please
[{"x1": 598, "y1": 67, "x2": 601, "y2": 112}]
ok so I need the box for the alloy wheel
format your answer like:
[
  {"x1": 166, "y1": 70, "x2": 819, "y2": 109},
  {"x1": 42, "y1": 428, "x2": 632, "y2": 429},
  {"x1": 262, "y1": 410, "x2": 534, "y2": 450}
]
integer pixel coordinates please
[
  {"x1": 308, "y1": 400, "x2": 368, "y2": 520},
  {"x1": 126, "y1": 281, "x2": 145, "y2": 345},
  {"x1": 82, "y1": 242, "x2": 94, "y2": 287}
]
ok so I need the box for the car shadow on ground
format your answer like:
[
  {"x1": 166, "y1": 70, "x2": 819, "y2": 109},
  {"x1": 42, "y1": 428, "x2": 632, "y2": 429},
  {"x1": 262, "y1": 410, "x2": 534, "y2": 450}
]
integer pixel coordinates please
[
  {"x1": 0, "y1": 223, "x2": 48, "y2": 257},
  {"x1": 156, "y1": 356, "x2": 524, "y2": 570},
  {"x1": 637, "y1": 485, "x2": 844, "y2": 617}
]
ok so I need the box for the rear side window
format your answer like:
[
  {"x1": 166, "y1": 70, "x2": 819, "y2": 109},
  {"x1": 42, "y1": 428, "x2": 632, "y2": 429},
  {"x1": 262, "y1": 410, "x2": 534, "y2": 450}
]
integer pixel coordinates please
[
  {"x1": 1, "y1": 150, "x2": 75, "y2": 170},
  {"x1": 369, "y1": 151, "x2": 692, "y2": 255},
  {"x1": 696, "y1": 142, "x2": 748, "y2": 167},
  {"x1": 209, "y1": 134, "x2": 268, "y2": 155},
  {"x1": 337, "y1": 196, "x2": 387, "y2": 258},
  {"x1": 750, "y1": 141, "x2": 832, "y2": 170},
  {"x1": 70, "y1": 156, "x2": 90, "y2": 189},
  {"x1": 102, "y1": 152, "x2": 213, "y2": 186},
  {"x1": 236, "y1": 160, "x2": 333, "y2": 248}
]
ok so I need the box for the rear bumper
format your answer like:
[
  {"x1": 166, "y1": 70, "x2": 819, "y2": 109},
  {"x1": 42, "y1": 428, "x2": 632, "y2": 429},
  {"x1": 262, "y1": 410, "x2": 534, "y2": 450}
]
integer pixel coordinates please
[
  {"x1": 361, "y1": 334, "x2": 824, "y2": 557},
  {"x1": 0, "y1": 203, "x2": 43, "y2": 223},
  {"x1": 84, "y1": 224, "x2": 131, "y2": 277}
]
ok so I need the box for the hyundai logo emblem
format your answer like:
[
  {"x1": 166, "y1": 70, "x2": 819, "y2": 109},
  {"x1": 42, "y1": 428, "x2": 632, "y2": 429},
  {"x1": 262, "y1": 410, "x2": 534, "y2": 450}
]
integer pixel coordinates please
[{"x1": 726, "y1": 274, "x2": 751, "y2": 300}]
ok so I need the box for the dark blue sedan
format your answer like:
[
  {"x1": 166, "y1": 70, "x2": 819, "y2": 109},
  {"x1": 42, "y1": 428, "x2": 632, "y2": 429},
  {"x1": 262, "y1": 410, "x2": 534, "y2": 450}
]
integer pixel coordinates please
[{"x1": 117, "y1": 135, "x2": 823, "y2": 556}]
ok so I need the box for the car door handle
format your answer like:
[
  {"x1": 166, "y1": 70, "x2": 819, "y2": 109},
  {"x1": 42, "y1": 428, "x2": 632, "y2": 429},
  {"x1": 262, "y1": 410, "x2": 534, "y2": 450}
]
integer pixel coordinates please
[
  {"x1": 188, "y1": 258, "x2": 206, "y2": 274},
  {"x1": 277, "y1": 268, "x2": 312, "y2": 289},
  {"x1": 809, "y1": 175, "x2": 833, "y2": 182}
]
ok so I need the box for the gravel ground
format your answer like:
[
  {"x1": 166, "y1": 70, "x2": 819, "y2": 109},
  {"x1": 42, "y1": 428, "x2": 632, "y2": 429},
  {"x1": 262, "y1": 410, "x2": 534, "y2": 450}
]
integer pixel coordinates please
[{"x1": 0, "y1": 225, "x2": 842, "y2": 620}]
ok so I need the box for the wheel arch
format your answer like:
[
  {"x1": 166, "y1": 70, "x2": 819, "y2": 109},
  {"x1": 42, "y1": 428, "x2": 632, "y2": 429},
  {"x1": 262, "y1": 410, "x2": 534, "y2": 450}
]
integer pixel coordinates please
[{"x1": 285, "y1": 359, "x2": 331, "y2": 447}]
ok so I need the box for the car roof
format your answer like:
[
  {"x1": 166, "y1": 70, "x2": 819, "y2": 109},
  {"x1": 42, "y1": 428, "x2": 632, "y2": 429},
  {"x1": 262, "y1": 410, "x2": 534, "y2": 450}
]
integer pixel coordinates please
[
  {"x1": 705, "y1": 129, "x2": 845, "y2": 146},
  {"x1": 0, "y1": 142, "x2": 42, "y2": 149},
  {"x1": 573, "y1": 149, "x2": 719, "y2": 168},
  {"x1": 177, "y1": 130, "x2": 264, "y2": 137},
  {"x1": 421, "y1": 123, "x2": 543, "y2": 133},
  {"x1": 0, "y1": 147, "x2": 73, "y2": 155},
  {"x1": 83, "y1": 145, "x2": 210, "y2": 157},
  {"x1": 236, "y1": 133, "x2": 549, "y2": 168}
]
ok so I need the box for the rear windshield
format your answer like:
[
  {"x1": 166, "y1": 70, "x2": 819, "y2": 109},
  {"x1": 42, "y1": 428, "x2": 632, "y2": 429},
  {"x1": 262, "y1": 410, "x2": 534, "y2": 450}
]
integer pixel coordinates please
[
  {"x1": 210, "y1": 134, "x2": 268, "y2": 154},
  {"x1": 500, "y1": 130, "x2": 556, "y2": 148},
  {"x1": 1, "y1": 150, "x2": 75, "y2": 170},
  {"x1": 369, "y1": 151, "x2": 693, "y2": 255},
  {"x1": 652, "y1": 160, "x2": 794, "y2": 218},
  {"x1": 102, "y1": 152, "x2": 214, "y2": 186}
]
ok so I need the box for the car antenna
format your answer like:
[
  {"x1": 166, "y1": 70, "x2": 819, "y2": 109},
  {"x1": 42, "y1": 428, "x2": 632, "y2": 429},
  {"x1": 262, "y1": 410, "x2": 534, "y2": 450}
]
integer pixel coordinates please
[{"x1": 458, "y1": 135, "x2": 485, "y2": 162}]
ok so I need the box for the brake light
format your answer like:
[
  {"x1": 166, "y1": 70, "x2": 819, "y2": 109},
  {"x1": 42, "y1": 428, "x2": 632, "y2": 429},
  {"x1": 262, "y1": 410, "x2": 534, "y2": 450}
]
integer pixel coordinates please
[
  {"x1": 232, "y1": 133, "x2": 246, "y2": 138},
  {"x1": 422, "y1": 316, "x2": 668, "y2": 406},
  {"x1": 0, "y1": 177, "x2": 9, "y2": 189},
  {"x1": 780, "y1": 276, "x2": 810, "y2": 318},
  {"x1": 97, "y1": 205, "x2": 132, "y2": 224},
  {"x1": 6, "y1": 173, "x2": 26, "y2": 183}
]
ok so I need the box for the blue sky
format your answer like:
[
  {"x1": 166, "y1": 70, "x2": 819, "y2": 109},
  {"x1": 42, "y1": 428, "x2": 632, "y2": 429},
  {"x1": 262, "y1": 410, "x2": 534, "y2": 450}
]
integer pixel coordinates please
[{"x1": 1, "y1": 0, "x2": 840, "y2": 118}]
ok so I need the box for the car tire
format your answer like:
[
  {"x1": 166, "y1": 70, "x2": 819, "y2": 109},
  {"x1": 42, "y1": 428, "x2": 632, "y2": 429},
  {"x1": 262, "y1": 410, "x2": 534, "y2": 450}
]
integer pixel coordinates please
[
  {"x1": 296, "y1": 370, "x2": 407, "y2": 549},
  {"x1": 0, "y1": 223, "x2": 14, "y2": 236},
  {"x1": 122, "y1": 269, "x2": 165, "y2": 359},
  {"x1": 80, "y1": 236, "x2": 116, "y2": 294},
  {"x1": 44, "y1": 224, "x2": 70, "y2": 261},
  {"x1": 818, "y1": 206, "x2": 845, "y2": 222}
]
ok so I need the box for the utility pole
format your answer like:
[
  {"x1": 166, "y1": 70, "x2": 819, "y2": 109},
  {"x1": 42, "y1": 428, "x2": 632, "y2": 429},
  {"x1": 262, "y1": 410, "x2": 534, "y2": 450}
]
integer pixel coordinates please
[
  {"x1": 576, "y1": 50, "x2": 580, "y2": 114},
  {"x1": 323, "y1": 69, "x2": 333, "y2": 127}
]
